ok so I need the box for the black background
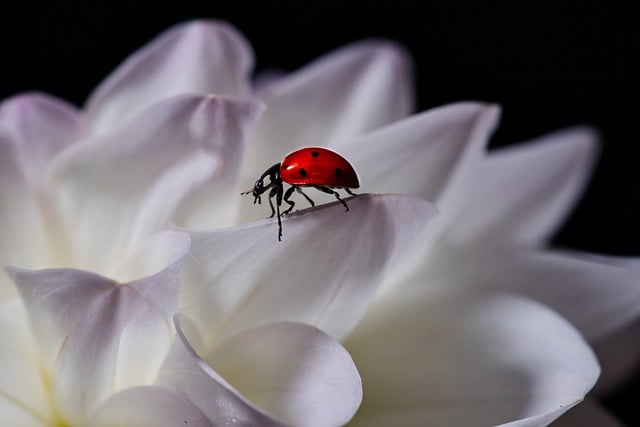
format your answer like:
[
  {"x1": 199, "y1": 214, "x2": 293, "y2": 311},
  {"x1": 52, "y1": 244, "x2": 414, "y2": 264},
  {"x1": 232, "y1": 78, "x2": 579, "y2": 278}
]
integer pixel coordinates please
[{"x1": 1, "y1": 1, "x2": 637, "y2": 424}]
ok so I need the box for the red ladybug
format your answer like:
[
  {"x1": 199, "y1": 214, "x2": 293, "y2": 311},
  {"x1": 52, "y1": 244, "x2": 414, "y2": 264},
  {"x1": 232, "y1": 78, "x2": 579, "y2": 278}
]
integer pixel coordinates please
[{"x1": 242, "y1": 147, "x2": 359, "y2": 241}]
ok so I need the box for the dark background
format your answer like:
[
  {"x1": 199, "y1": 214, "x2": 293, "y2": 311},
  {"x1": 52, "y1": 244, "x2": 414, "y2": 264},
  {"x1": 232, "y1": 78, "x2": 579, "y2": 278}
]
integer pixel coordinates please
[{"x1": 1, "y1": 1, "x2": 637, "y2": 424}]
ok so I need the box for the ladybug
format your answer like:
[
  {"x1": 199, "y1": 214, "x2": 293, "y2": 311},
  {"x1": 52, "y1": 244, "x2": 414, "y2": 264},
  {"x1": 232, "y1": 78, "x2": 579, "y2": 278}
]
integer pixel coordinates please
[{"x1": 242, "y1": 147, "x2": 360, "y2": 241}]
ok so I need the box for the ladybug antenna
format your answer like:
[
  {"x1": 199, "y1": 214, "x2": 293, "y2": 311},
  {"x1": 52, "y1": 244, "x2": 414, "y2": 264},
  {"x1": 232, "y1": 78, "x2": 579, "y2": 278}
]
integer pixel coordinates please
[{"x1": 240, "y1": 188, "x2": 262, "y2": 205}]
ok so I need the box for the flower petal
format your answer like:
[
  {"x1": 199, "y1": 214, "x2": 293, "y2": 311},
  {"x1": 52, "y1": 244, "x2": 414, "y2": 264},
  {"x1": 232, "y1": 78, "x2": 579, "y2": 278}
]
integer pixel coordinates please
[
  {"x1": 0, "y1": 92, "x2": 83, "y2": 186},
  {"x1": 334, "y1": 102, "x2": 500, "y2": 210},
  {"x1": 446, "y1": 127, "x2": 598, "y2": 246},
  {"x1": 51, "y1": 95, "x2": 261, "y2": 277},
  {"x1": 0, "y1": 93, "x2": 83, "y2": 298},
  {"x1": 6, "y1": 248, "x2": 184, "y2": 425},
  {"x1": 423, "y1": 245, "x2": 640, "y2": 341},
  {"x1": 244, "y1": 41, "x2": 413, "y2": 180},
  {"x1": 156, "y1": 316, "x2": 283, "y2": 426},
  {"x1": 0, "y1": 300, "x2": 51, "y2": 425},
  {"x1": 207, "y1": 321, "x2": 362, "y2": 427},
  {"x1": 345, "y1": 289, "x2": 599, "y2": 426},
  {"x1": 86, "y1": 20, "x2": 254, "y2": 134},
  {"x1": 183, "y1": 194, "x2": 436, "y2": 345},
  {"x1": 0, "y1": 132, "x2": 50, "y2": 299},
  {"x1": 0, "y1": 400, "x2": 47, "y2": 427},
  {"x1": 89, "y1": 386, "x2": 212, "y2": 427}
]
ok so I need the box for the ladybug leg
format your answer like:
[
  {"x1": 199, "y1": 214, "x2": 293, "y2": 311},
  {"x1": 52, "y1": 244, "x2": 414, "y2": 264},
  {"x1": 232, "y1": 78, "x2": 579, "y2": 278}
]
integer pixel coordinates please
[
  {"x1": 267, "y1": 187, "x2": 279, "y2": 218},
  {"x1": 295, "y1": 187, "x2": 315, "y2": 208},
  {"x1": 274, "y1": 184, "x2": 284, "y2": 241},
  {"x1": 315, "y1": 186, "x2": 350, "y2": 212},
  {"x1": 282, "y1": 186, "x2": 296, "y2": 215},
  {"x1": 344, "y1": 187, "x2": 357, "y2": 196}
]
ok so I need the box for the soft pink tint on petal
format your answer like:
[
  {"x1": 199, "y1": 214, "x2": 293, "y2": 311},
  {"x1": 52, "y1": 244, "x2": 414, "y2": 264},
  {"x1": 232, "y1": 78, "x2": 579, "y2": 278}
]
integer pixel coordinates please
[
  {"x1": 86, "y1": 20, "x2": 254, "y2": 134},
  {"x1": 174, "y1": 101, "x2": 265, "y2": 230},
  {"x1": 345, "y1": 289, "x2": 599, "y2": 426},
  {"x1": 550, "y1": 399, "x2": 624, "y2": 427},
  {"x1": 208, "y1": 321, "x2": 362, "y2": 427},
  {"x1": 183, "y1": 194, "x2": 436, "y2": 346},
  {"x1": 0, "y1": 94, "x2": 83, "y2": 297},
  {"x1": 157, "y1": 316, "x2": 283, "y2": 426},
  {"x1": 89, "y1": 386, "x2": 212, "y2": 427},
  {"x1": 0, "y1": 92, "x2": 83, "y2": 186},
  {"x1": 423, "y1": 244, "x2": 640, "y2": 342},
  {"x1": 335, "y1": 102, "x2": 500, "y2": 210},
  {"x1": 0, "y1": 300, "x2": 51, "y2": 425},
  {"x1": 0, "y1": 132, "x2": 51, "y2": 298},
  {"x1": 6, "y1": 254, "x2": 183, "y2": 425},
  {"x1": 51, "y1": 95, "x2": 261, "y2": 277},
  {"x1": 447, "y1": 127, "x2": 598, "y2": 247},
  {"x1": 244, "y1": 41, "x2": 413, "y2": 181}
]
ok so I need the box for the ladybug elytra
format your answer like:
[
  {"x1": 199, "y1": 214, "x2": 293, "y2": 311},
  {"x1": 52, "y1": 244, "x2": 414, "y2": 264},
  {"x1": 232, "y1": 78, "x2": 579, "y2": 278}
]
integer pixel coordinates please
[{"x1": 242, "y1": 147, "x2": 360, "y2": 241}]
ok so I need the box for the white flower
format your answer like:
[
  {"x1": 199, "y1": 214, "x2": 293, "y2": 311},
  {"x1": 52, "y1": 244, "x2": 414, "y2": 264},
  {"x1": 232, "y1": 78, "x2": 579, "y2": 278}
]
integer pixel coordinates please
[
  {"x1": 1, "y1": 19, "x2": 636, "y2": 427},
  {"x1": 0, "y1": 22, "x2": 435, "y2": 426}
]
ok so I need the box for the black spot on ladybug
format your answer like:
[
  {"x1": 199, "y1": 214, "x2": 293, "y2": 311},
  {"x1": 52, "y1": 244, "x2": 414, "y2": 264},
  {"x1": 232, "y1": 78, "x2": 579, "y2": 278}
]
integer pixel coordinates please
[
  {"x1": 335, "y1": 168, "x2": 343, "y2": 178},
  {"x1": 299, "y1": 168, "x2": 308, "y2": 177},
  {"x1": 311, "y1": 150, "x2": 319, "y2": 158}
]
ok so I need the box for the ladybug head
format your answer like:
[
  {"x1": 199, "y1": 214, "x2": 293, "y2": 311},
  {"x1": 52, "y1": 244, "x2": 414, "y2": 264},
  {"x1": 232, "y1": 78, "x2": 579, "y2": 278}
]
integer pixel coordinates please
[
  {"x1": 241, "y1": 163, "x2": 282, "y2": 205},
  {"x1": 241, "y1": 179, "x2": 264, "y2": 205}
]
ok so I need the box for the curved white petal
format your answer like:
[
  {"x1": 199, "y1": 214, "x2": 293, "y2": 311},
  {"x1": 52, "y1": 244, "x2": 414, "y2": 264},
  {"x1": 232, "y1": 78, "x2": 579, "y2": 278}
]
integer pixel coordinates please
[
  {"x1": 156, "y1": 316, "x2": 283, "y2": 426},
  {"x1": 207, "y1": 321, "x2": 362, "y2": 427},
  {"x1": 89, "y1": 386, "x2": 212, "y2": 427},
  {"x1": 244, "y1": 41, "x2": 414, "y2": 181},
  {"x1": 423, "y1": 245, "x2": 640, "y2": 341},
  {"x1": 550, "y1": 398, "x2": 624, "y2": 427},
  {"x1": 345, "y1": 289, "x2": 599, "y2": 426},
  {"x1": 0, "y1": 400, "x2": 47, "y2": 427},
  {"x1": 51, "y1": 95, "x2": 261, "y2": 277},
  {"x1": 334, "y1": 102, "x2": 500, "y2": 210},
  {"x1": 110, "y1": 230, "x2": 191, "y2": 283},
  {"x1": 0, "y1": 93, "x2": 83, "y2": 298},
  {"x1": 86, "y1": 20, "x2": 254, "y2": 134},
  {"x1": 6, "y1": 252, "x2": 184, "y2": 425},
  {"x1": 182, "y1": 194, "x2": 436, "y2": 346},
  {"x1": 0, "y1": 92, "x2": 83, "y2": 186},
  {"x1": 447, "y1": 127, "x2": 598, "y2": 246},
  {"x1": 0, "y1": 300, "x2": 51, "y2": 425},
  {"x1": 0, "y1": 132, "x2": 51, "y2": 296}
]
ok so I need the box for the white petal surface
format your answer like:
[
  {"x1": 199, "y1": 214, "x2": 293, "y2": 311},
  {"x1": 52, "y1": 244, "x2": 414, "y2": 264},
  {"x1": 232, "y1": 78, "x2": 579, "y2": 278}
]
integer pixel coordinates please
[
  {"x1": 89, "y1": 386, "x2": 212, "y2": 427},
  {"x1": 334, "y1": 102, "x2": 500, "y2": 209},
  {"x1": 86, "y1": 20, "x2": 254, "y2": 134},
  {"x1": 0, "y1": 400, "x2": 47, "y2": 427},
  {"x1": 183, "y1": 194, "x2": 436, "y2": 346},
  {"x1": 0, "y1": 132, "x2": 51, "y2": 299},
  {"x1": 0, "y1": 92, "x2": 83, "y2": 186},
  {"x1": 207, "y1": 321, "x2": 362, "y2": 427},
  {"x1": 447, "y1": 127, "x2": 598, "y2": 246},
  {"x1": 423, "y1": 245, "x2": 640, "y2": 341},
  {"x1": 244, "y1": 41, "x2": 413, "y2": 180},
  {"x1": 157, "y1": 316, "x2": 283, "y2": 426},
  {"x1": 0, "y1": 93, "x2": 83, "y2": 298},
  {"x1": 51, "y1": 95, "x2": 261, "y2": 277},
  {"x1": 0, "y1": 300, "x2": 51, "y2": 426},
  {"x1": 6, "y1": 253, "x2": 183, "y2": 425},
  {"x1": 345, "y1": 288, "x2": 599, "y2": 426}
]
